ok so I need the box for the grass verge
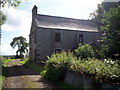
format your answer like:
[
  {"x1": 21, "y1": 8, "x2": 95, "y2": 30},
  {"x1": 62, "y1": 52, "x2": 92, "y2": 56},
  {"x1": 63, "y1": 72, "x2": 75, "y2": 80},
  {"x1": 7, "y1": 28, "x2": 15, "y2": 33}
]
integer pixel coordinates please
[
  {"x1": 1, "y1": 58, "x2": 17, "y2": 89},
  {"x1": 19, "y1": 58, "x2": 46, "y2": 76},
  {"x1": 19, "y1": 58, "x2": 29, "y2": 64},
  {"x1": 2, "y1": 59, "x2": 17, "y2": 67},
  {"x1": 25, "y1": 61, "x2": 46, "y2": 76}
]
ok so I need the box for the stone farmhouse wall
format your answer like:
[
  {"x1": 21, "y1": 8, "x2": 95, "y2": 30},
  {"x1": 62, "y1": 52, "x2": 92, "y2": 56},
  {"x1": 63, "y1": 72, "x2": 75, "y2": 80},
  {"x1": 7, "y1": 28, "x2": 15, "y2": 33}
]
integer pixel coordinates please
[{"x1": 29, "y1": 27, "x2": 102, "y2": 61}]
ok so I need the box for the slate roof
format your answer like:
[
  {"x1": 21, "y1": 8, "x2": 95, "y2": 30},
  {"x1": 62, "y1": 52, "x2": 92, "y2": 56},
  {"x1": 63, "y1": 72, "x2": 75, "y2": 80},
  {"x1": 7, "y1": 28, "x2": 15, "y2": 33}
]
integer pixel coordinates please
[{"x1": 34, "y1": 14, "x2": 99, "y2": 32}]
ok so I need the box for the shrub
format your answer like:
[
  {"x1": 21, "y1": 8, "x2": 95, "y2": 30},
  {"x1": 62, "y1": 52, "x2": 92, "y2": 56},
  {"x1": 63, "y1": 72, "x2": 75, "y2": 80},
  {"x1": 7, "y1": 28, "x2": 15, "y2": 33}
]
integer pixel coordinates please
[
  {"x1": 69, "y1": 58, "x2": 120, "y2": 84},
  {"x1": 41, "y1": 50, "x2": 120, "y2": 84},
  {"x1": 74, "y1": 43, "x2": 94, "y2": 59},
  {"x1": 96, "y1": 45, "x2": 110, "y2": 59},
  {"x1": 44, "y1": 51, "x2": 77, "y2": 81}
]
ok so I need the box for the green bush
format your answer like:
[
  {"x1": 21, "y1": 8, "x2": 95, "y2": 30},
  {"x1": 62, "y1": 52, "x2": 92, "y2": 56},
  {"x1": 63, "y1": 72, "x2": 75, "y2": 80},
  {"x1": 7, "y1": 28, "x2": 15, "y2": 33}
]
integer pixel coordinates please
[
  {"x1": 44, "y1": 51, "x2": 120, "y2": 84},
  {"x1": 74, "y1": 43, "x2": 94, "y2": 59},
  {"x1": 96, "y1": 45, "x2": 110, "y2": 59},
  {"x1": 69, "y1": 58, "x2": 120, "y2": 84},
  {"x1": 44, "y1": 51, "x2": 77, "y2": 81}
]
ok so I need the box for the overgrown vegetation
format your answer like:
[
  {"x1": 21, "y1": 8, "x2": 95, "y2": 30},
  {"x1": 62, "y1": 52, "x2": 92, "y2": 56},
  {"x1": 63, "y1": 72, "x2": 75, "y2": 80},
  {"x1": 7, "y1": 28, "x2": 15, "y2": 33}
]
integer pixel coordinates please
[
  {"x1": 44, "y1": 51, "x2": 120, "y2": 84},
  {"x1": 44, "y1": 52, "x2": 77, "y2": 81},
  {"x1": 69, "y1": 58, "x2": 120, "y2": 84},
  {"x1": 100, "y1": 7, "x2": 120, "y2": 59},
  {"x1": 90, "y1": 3, "x2": 120, "y2": 59},
  {"x1": 96, "y1": 45, "x2": 110, "y2": 59},
  {"x1": 24, "y1": 43, "x2": 120, "y2": 86},
  {"x1": 74, "y1": 43, "x2": 94, "y2": 59}
]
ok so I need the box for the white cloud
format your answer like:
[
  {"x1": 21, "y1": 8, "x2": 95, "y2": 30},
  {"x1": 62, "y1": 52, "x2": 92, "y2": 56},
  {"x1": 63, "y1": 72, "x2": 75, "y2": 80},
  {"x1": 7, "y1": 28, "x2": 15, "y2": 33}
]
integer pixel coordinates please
[
  {"x1": 1, "y1": 7, "x2": 32, "y2": 33},
  {"x1": 1, "y1": 7, "x2": 31, "y2": 55}
]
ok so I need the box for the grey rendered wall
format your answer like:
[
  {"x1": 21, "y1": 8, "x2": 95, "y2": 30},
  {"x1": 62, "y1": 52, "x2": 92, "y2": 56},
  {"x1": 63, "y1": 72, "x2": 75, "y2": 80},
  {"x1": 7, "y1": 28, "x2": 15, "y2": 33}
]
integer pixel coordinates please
[
  {"x1": 29, "y1": 30, "x2": 37, "y2": 61},
  {"x1": 35, "y1": 28, "x2": 101, "y2": 61},
  {"x1": 36, "y1": 28, "x2": 53, "y2": 61},
  {"x1": 36, "y1": 28, "x2": 79, "y2": 61}
]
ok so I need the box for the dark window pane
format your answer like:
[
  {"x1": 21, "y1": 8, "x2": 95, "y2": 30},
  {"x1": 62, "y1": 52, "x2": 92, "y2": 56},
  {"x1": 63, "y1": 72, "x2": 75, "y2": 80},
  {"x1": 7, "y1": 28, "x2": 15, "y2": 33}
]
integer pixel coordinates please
[
  {"x1": 55, "y1": 32, "x2": 61, "y2": 42},
  {"x1": 79, "y1": 34, "x2": 83, "y2": 43}
]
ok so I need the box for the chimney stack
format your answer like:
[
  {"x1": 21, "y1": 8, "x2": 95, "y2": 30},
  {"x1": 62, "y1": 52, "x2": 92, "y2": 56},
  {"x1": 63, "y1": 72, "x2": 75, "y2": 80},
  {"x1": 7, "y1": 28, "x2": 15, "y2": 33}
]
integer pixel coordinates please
[{"x1": 32, "y1": 5, "x2": 37, "y2": 19}]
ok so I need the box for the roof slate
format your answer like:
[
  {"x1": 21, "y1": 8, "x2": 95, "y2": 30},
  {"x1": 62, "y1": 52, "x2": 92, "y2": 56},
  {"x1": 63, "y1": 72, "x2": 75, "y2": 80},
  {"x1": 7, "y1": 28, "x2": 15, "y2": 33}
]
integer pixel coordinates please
[{"x1": 35, "y1": 14, "x2": 99, "y2": 32}]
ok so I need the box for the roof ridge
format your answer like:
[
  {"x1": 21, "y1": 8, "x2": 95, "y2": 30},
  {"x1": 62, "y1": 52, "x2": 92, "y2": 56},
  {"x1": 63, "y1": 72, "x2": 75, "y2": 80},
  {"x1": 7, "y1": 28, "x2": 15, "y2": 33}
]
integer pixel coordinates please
[{"x1": 37, "y1": 14, "x2": 94, "y2": 22}]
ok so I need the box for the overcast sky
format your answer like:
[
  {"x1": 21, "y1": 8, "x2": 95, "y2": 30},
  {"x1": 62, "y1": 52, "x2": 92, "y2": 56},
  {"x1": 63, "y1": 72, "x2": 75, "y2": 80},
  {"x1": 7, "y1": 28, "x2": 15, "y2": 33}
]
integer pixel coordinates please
[{"x1": 1, "y1": 0, "x2": 104, "y2": 55}]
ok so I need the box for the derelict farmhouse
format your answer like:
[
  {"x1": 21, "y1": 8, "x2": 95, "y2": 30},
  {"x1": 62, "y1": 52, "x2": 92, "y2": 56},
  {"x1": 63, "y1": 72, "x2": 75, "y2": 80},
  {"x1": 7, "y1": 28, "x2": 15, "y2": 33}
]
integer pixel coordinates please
[{"x1": 29, "y1": 5, "x2": 102, "y2": 61}]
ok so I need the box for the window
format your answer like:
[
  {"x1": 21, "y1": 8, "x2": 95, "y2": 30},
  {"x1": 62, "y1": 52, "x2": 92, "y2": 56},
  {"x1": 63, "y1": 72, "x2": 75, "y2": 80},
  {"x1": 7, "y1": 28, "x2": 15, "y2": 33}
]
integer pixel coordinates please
[
  {"x1": 55, "y1": 32, "x2": 61, "y2": 42},
  {"x1": 35, "y1": 49, "x2": 37, "y2": 61},
  {"x1": 55, "y1": 49, "x2": 61, "y2": 53},
  {"x1": 79, "y1": 34, "x2": 83, "y2": 43},
  {"x1": 34, "y1": 32, "x2": 36, "y2": 43}
]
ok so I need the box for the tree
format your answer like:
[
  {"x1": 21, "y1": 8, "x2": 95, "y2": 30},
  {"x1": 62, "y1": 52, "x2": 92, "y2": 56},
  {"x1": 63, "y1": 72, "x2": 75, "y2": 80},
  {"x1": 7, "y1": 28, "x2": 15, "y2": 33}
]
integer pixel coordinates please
[
  {"x1": 89, "y1": 4, "x2": 104, "y2": 24},
  {"x1": 10, "y1": 36, "x2": 28, "y2": 58},
  {"x1": 89, "y1": 2, "x2": 120, "y2": 59},
  {"x1": 101, "y1": 7, "x2": 120, "y2": 59},
  {"x1": 89, "y1": 2, "x2": 119, "y2": 24}
]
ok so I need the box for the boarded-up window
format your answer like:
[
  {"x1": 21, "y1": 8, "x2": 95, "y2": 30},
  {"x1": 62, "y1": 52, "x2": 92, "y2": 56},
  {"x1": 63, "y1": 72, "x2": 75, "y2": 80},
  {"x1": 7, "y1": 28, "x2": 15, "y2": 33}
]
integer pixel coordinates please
[
  {"x1": 79, "y1": 34, "x2": 83, "y2": 43},
  {"x1": 55, "y1": 32, "x2": 61, "y2": 42}
]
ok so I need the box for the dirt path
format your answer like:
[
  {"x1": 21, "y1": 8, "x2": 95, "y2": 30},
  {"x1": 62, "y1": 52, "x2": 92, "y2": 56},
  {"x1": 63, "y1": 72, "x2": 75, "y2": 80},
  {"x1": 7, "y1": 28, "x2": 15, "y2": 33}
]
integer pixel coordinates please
[{"x1": 3, "y1": 59, "x2": 57, "y2": 88}]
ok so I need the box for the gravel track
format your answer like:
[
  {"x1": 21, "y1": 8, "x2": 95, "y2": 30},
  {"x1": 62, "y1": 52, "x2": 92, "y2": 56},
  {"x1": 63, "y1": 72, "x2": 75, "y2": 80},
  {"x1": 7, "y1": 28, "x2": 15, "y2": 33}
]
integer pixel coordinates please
[{"x1": 3, "y1": 60, "x2": 57, "y2": 89}]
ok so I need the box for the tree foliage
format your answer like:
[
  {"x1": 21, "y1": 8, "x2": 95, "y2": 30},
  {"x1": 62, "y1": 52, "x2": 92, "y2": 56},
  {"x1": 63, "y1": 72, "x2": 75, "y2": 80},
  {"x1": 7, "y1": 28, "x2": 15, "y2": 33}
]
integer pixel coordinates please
[
  {"x1": 101, "y1": 7, "x2": 120, "y2": 59},
  {"x1": 96, "y1": 45, "x2": 110, "y2": 59},
  {"x1": 90, "y1": 2, "x2": 120, "y2": 59},
  {"x1": 10, "y1": 36, "x2": 28, "y2": 57},
  {"x1": 0, "y1": 0, "x2": 21, "y2": 7},
  {"x1": 89, "y1": 4, "x2": 104, "y2": 24},
  {"x1": 0, "y1": 0, "x2": 21, "y2": 25},
  {"x1": 89, "y1": 2, "x2": 119, "y2": 24},
  {"x1": 0, "y1": 11, "x2": 7, "y2": 25}
]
